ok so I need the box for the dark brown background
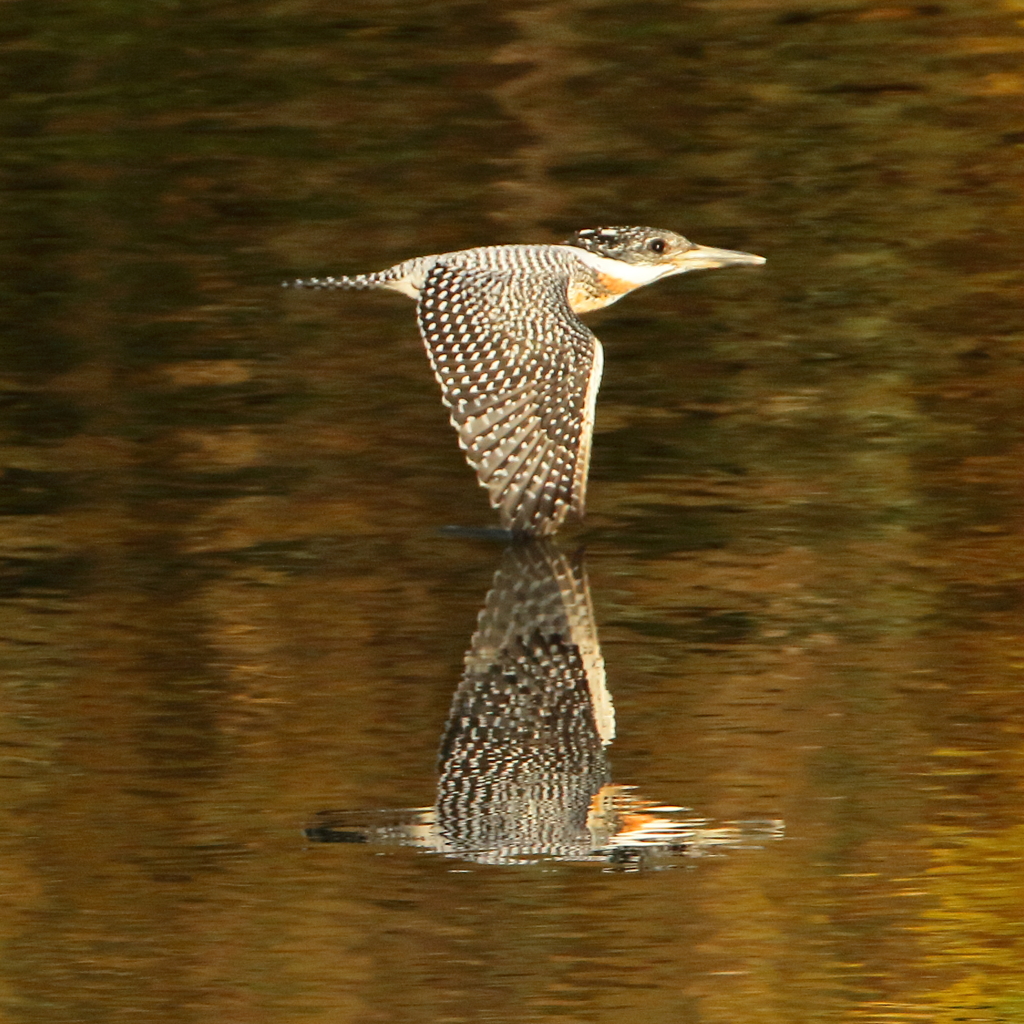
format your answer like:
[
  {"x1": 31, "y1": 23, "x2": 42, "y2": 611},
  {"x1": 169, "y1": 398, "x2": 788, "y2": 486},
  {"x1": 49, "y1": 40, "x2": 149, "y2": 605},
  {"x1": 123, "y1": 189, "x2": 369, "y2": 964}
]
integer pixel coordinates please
[{"x1": 2, "y1": 0, "x2": 1024, "y2": 1021}]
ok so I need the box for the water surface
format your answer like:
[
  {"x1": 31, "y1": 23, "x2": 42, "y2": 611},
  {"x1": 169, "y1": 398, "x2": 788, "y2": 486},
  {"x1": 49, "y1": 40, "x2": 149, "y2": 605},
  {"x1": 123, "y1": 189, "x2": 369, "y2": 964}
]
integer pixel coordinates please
[{"x1": 3, "y1": 1, "x2": 1024, "y2": 1021}]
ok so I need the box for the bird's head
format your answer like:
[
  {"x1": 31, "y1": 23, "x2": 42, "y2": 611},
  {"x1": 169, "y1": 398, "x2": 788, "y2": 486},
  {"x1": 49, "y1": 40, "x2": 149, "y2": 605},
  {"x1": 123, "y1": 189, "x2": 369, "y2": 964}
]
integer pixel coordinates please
[{"x1": 567, "y1": 226, "x2": 765, "y2": 278}]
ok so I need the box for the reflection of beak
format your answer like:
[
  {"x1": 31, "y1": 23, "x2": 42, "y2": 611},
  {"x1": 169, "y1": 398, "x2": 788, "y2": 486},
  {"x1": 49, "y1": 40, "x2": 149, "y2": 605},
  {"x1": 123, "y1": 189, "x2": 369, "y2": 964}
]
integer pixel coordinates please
[{"x1": 672, "y1": 244, "x2": 766, "y2": 273}]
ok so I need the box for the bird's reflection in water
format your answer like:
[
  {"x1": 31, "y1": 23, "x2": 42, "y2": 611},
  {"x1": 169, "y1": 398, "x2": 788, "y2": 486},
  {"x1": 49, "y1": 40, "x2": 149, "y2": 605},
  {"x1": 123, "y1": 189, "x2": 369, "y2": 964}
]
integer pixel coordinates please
[{"x1": 306, "y1": 542, "x2": 782, "y2": 869}]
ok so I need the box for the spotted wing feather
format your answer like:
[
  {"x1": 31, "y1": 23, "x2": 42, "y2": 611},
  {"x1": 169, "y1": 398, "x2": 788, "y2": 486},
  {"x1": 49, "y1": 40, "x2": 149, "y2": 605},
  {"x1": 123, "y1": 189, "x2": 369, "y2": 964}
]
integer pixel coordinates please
[{"x1": 417, "y1": 258, "x2": 601, "y2": 535}]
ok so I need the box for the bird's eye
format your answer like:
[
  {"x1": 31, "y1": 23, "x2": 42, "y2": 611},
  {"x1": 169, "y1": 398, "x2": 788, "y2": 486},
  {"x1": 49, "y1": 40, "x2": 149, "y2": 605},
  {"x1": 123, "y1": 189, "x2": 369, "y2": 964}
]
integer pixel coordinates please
[{"x1": 648, "y1": 238, "x2": 667, "y2": 255}]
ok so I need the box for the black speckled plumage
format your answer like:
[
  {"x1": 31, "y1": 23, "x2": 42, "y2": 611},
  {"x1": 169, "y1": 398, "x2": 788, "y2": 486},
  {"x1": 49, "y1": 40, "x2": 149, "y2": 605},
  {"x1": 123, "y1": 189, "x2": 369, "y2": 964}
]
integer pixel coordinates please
[{"x1": 418, "y1": 254, "x2": 597, "y2": 534}]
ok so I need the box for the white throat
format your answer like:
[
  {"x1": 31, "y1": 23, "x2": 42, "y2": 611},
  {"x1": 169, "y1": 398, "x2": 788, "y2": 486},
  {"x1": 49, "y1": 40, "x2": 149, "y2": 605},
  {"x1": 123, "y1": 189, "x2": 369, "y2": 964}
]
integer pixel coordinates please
[{"x1": 566, "y1": 246, "x2": 675, "y2": 285}]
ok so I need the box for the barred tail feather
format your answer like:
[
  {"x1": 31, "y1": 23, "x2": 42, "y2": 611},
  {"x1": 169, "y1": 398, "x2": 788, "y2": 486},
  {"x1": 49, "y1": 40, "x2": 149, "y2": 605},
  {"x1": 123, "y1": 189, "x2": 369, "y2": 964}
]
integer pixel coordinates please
[
  {"x1": 284, "y1": 255, "x2": 438, "y2": 298},
  {"x1": 282, "y1": 273, "x2": 382, "y2": 290}
]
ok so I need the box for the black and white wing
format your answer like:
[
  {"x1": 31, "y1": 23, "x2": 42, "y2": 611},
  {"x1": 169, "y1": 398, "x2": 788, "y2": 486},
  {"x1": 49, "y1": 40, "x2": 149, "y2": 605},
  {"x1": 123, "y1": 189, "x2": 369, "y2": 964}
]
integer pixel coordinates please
[{"x1": 416, "y1": 258, "x2": 603, "y2": 535}]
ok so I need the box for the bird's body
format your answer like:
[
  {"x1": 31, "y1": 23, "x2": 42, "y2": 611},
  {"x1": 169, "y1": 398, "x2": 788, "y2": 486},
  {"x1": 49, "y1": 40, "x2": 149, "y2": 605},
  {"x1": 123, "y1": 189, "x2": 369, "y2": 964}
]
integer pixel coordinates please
[{"x1": 288, "y1": 227, "x2": 764, "y2": 535}]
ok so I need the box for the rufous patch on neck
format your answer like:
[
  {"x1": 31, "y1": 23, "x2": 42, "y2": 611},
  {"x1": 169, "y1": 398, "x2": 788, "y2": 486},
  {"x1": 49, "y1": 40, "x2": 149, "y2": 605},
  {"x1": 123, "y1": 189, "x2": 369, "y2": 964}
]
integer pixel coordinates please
[
  {"x1": 565, "y1": 245, "x2": 673, "y2": 313},
  {"x1": 567, "y1": 273, "x2": 642, "y2": 313}
]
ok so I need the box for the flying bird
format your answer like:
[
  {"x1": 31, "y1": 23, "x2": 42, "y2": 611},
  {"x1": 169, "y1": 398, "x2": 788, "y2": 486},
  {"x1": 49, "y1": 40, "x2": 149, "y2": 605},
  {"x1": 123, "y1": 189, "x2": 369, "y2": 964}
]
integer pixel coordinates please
[{"x1": 286, "y1": 226, "x2": 764, "y2": 535}]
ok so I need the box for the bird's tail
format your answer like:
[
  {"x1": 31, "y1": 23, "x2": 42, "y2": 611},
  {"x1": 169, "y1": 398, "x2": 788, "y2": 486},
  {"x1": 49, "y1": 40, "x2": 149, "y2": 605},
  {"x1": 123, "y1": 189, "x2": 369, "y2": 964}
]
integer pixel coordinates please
[{"x1": 282, "y1": 272, "x2": 384, "y2": 291}]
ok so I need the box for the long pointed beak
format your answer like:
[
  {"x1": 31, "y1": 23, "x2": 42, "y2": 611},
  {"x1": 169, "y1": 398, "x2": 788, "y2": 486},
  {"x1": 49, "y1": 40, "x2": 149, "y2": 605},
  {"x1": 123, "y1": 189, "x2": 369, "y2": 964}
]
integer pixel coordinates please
[{"x1": 672, "y1": 243, "x2": 766, "y2": 273}]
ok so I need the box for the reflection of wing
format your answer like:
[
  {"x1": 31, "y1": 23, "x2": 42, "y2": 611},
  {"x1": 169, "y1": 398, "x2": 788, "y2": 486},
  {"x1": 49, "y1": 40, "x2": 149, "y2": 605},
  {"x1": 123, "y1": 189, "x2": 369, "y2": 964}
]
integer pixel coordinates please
[
  {"x1": 435, "y1": 542, "x2": 612, "y2": 861},
  {"x1": 304, "y1": 542, "x2": 785, "y2": 866},
  {"x1": 460, "y1": 540, "x2": 613, "y2": 742},
  {"x1": 417, "y1": 260, "x2": 602, "y2": 535}
]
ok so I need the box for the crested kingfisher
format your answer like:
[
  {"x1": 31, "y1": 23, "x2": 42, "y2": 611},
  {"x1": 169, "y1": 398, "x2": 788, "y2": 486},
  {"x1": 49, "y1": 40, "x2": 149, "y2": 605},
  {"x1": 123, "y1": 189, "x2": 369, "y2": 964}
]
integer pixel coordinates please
[{"x1": 286, "y1": 226, "x2": 765, "y2": 535}]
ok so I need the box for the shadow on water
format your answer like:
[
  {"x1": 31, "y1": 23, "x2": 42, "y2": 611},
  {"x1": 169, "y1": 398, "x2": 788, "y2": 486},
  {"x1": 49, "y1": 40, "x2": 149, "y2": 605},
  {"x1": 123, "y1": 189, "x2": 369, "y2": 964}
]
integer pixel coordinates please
[{"x1": 307, "y1": 540, "x2": 782, "y2": 868}]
